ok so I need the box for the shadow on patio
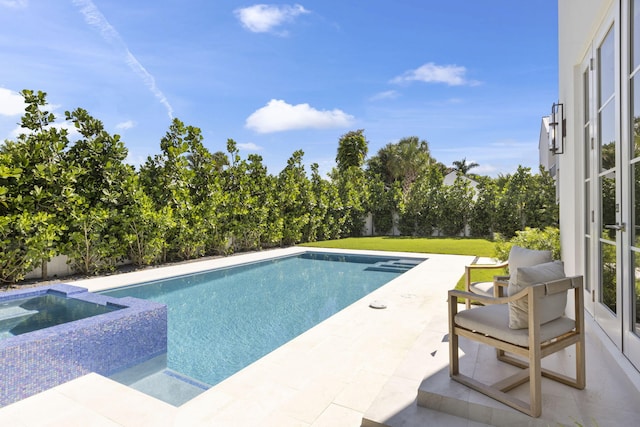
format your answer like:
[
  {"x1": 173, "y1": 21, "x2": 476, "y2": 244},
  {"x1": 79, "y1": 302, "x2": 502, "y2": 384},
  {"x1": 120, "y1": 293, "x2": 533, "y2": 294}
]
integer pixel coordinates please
[{"x1": 362, "y1": 307, "x2": 640, "y2": 427}]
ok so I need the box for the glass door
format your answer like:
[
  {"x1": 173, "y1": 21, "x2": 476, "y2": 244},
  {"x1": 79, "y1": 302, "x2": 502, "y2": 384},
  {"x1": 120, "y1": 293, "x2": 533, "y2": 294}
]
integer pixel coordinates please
[
  {"x1": 583, "y1": 1, "x2": 640, "y2": 369},
  {"x1": 584, "y1": 18, "x2": 623, "y2": 349},
  {"x1": 596, "y1": 24, "x2": 623, "y2": 348},
  {"x1": 622, "y1": 0, "x2": 640, "y2": 369}
]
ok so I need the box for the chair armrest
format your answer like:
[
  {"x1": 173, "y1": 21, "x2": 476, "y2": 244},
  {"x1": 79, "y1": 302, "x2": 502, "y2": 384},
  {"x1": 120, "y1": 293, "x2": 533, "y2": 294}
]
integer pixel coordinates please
[
  {"x1": 464, "y1": 261, "x2": 508, "y2": 295},
  {"x1": 449, "y1": 289, "x2": 511, "y2": 306},
  {"x1": 449, "y1": 285, "x2": 536, "y2": 306},
  {"x1": 545, "y1": 276, "x2": 582, "y2": 295},
  {"x1": 493, "y1": 275, "x2": 509, "y2": 284},
  {"x1": 465, "y1": 261, "x2": 508, "y2": 271},
  {"x1": 492, "y1": 276, "x2": 509, "y2": 297}
]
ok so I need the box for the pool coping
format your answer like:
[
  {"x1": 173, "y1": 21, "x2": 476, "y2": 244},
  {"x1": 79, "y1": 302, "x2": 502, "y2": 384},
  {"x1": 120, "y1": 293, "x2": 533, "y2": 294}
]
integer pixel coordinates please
[
  {"x1": 0, "y1": 283, "x2": 167, "y2": 407},
  {"x1": 0, "y1": 246, "x2": 475, "y2": 426}
]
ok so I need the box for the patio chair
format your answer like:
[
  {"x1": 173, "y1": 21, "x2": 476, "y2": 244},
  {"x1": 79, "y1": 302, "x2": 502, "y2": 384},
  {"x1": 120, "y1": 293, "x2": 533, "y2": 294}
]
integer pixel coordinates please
[
  {"x1": 464, "y1": 246, "x2": 552, "y2": 309},
  {"x1": 448, "y1": 261, "x2": 585, "y2": 417}
]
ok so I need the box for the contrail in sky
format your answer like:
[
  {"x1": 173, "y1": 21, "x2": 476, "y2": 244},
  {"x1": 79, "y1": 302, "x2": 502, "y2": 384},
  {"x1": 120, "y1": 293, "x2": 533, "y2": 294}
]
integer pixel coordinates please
[{"x1": 72, "y1": 0, "x2": 174, "y2": 119}]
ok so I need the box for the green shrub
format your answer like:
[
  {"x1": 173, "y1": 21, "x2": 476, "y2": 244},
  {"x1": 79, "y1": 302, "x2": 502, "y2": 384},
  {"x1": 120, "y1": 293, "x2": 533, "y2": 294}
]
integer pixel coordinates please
[{"x1": 494, "y1": 227, "x2": 560, "y2": 261}]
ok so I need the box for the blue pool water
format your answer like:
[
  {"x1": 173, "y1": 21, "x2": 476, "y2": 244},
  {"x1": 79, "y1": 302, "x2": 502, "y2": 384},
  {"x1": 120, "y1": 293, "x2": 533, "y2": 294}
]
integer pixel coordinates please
[
  {"x1": 102, "y1": 252, "x2": 423, "y2": 387},
  {"x1": 0, "y1": 293, "x2": 122, "y2": 340}
]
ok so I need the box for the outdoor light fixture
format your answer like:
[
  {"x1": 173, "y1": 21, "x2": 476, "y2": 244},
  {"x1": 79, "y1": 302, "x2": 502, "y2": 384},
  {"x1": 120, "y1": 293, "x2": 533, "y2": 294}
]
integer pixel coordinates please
[{"x1": 549, "y1": 102, "x2": 565, "y2": 154}]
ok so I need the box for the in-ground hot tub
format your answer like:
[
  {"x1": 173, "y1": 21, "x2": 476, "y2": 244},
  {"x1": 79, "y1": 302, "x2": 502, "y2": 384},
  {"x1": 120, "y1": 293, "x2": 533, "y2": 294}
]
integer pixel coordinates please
[{"x1": 0, "y1": 284, "x2": 167, "y2": 406}]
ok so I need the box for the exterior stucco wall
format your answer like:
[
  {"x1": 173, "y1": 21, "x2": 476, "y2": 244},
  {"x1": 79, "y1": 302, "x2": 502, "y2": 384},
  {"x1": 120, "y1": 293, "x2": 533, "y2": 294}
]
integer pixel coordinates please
[{"x1": 557, "y1": 0, "x2": 613, "y2": 275}]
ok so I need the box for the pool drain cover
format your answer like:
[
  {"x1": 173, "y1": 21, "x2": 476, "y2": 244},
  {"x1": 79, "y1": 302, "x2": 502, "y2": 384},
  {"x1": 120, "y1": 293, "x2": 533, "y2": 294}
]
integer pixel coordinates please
[{"x1": 369, "y1": 300, "x2": 387, "y2": 309}]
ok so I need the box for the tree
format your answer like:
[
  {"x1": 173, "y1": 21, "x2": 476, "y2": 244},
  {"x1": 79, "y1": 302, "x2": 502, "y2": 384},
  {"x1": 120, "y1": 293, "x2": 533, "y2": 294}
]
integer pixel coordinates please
[
  {"x1": 366, "y1": 145, "x2": 396, "y2": 186},
  {"x1": 139, "y1": 118, "x2": 208, "y2": 261},
  {"x1": 451, "y1": 158, "x2": 479, "y2": 176},
  {"x1": 64, "y1": 108, "x2": 134, "y2": 273},
  {"x1": 278, "y1": 150, "x2": 313, "y2": 245},
  {"x1": 0, "y1": 90, "x2": 79, "y2": 281},
  {"x1": 248, "y1": 155, "x2": 280, "y2": 248},
  {"x1": 331, "y1": 165, "x2": 368, "y2": 237},
  {"x1": 527, "y1": 166, "x2": 559, "y2": 230},
  {"x1": 332, "y1": 130, "x2": 370, "y2": 237},
  {"x1": 468, "y1": 178, "x2": 498, "y2": 237},
  {"x1": 121, "y1": 175, "x2": 174, "y2": 266},
  {"x1": 220, "y1": 139, "x2": 279, "y2": 252},
  {"x1": 439, "y1": 177, "x2": 474, "y2": 236},
  {"x1": 309, "y1": 163, "x2": 343, "y2": 241},
  {"x1": 336, "y1": 129, "x2": 368, "y2": 172},
  {"x1": 367, "y1": 136, "x2": 432, "y2": 198},
  {"x1": 493, "y1": 166, "x2": 559, "y2": 238},
  {"x1": 367, "y1": 176, "x2": 401, "y2": 235},
  {"x1": 398, "y1": 165, "x2": 443, "y2": 236}
]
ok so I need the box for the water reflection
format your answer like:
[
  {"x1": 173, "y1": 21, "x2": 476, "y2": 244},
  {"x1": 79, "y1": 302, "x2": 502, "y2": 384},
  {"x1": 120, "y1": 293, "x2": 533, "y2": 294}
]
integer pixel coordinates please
[
  {"x1": 601, "y1": 242, "x2": 617, "y2": 314},
  {"x1": 601, "y1": 172, "x2": 616, "y2": 240}
]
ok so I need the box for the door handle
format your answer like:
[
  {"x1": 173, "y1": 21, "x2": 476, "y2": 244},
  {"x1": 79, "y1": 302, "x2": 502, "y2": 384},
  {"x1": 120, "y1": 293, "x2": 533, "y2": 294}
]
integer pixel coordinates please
[{"x1": 604, "y1": 223, "x2": 626, "y2": 232}]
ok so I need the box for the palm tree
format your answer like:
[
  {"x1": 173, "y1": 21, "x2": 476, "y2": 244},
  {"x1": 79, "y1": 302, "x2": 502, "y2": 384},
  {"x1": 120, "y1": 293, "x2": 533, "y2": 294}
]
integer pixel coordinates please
[
  {"x1": 366, "y1": 136, "x2": 432, "y2": 196},
  {"x1": 451, "y1": 158, "x2": 479, "y2": 175}
]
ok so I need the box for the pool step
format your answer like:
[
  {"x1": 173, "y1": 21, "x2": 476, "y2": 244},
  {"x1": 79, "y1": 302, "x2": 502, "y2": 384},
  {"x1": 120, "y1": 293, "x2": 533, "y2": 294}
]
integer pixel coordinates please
[
  {"x1": 126, "y1": 369, "x2": 209, "y2": 406},
  {"x1": 0, "y1": 305, "x2": 37, "y2": 322},
  {"x1": 365, "y1": 259, "x2": 423, "y2": 273},
  {"x1": 109, "y1": 355, "x2": 210, "y2": 407},
  {"x1": 0, "y1": 306, "x2": 38, "y2": 333}
]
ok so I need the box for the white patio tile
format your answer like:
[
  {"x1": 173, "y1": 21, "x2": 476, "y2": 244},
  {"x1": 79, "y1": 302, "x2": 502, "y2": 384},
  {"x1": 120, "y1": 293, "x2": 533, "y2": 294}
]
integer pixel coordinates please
[{"x1": 2, "y1": 248, "x2": 638, "y2": 426}]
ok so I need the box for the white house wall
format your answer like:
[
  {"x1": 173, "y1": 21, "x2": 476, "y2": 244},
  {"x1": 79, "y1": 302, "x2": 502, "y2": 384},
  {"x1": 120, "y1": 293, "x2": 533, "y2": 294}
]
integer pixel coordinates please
[{"x1": 558, "y1": 0, "x2": 613, "y2": 275}]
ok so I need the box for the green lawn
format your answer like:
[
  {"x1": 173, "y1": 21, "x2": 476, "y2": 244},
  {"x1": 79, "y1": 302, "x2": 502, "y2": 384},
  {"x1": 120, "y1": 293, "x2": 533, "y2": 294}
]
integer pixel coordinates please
[
  {"x1": 300, "y1": 236, "x2": 495, "y2": 257},
  {"x1": 300, "y1": 236, "x2": 505, "y2": 292}
]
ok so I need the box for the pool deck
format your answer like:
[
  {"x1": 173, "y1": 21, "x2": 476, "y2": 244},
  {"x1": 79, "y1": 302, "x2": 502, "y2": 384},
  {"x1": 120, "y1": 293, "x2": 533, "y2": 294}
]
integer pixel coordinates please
[{"x1": 1, "y1": 247, "x2": 639, "y2": 426}]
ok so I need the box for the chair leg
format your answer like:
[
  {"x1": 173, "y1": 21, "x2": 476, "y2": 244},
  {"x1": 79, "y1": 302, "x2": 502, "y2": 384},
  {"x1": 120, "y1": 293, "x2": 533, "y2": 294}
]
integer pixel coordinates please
[
  {"x1": 529, "y1": 349, "x2": 542, "y2": 417},
  {"x1": 575, "y1": 285, "x2": 586, "y2": 389},
  {"x1": 576, "y1": 334, "x2": 586, "y2": 389},
  {"x1": 449, "y1": 330, "x2": 459, "y2": 377},
  {"x1": 449, "y1": 297, "x2": 459, "y2": 377}
]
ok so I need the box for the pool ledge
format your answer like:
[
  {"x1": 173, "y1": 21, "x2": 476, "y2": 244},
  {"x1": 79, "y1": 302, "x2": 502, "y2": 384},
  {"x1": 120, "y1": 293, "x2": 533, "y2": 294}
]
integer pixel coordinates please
[{"x1": 0, "y1": 284, "x2": 167, "y2": 406}]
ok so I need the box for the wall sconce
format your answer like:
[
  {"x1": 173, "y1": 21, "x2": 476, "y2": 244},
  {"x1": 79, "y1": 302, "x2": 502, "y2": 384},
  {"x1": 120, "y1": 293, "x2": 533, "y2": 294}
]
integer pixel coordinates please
[{"x1": 549, "y1": 102, "x2": 565, "y2": 154}]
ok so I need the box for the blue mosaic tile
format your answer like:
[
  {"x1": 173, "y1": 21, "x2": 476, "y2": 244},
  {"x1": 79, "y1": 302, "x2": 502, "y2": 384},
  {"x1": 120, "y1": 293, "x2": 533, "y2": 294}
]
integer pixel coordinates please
[{"x1": 0, "y1": 284, "x2": 167, "y2": 406}]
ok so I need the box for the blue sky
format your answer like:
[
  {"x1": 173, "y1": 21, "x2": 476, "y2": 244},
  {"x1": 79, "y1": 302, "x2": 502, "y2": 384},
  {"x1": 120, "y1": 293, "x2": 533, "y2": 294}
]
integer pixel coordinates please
[{"x1": 0, "y1": 0, "x2": 558, "y2": 177}]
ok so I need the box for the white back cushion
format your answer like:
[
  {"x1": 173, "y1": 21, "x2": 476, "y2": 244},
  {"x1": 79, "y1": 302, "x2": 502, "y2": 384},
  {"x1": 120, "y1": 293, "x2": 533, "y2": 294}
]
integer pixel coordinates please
[
  {"x1": 508, "y1": 260, "x2": 567, "y2": 329},
  {"x1": 507, "y1": 245, "x2": 553, "y2": 275}
]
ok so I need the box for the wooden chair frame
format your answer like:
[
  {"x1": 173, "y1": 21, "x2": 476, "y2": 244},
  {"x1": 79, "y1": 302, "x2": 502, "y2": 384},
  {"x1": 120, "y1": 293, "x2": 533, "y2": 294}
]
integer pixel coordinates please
[
  {"x1": 464, "y1": 261, "x2": 508, "y2": 309},
  {"x1": 449, "y1": 276, "x2": 585, "y2": 417}
]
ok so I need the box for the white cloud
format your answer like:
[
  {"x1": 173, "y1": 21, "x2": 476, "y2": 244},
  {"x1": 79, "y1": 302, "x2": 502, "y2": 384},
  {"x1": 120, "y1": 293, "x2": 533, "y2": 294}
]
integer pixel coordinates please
[
  {"x1": 125, "y1": 153, "x2": 147, "y2": 168},
  {"x1": 8, "y1": 125, "x2": 22, "y2": 139},
  {"x1": 235, "y1": 4, "x2": 309, "y2": 34},
  {"x1": 391, "y1": 62, "x2": 480, "y2": 86},
  {"x1": 0, "y1": 0, "x2": 27, "y2": 8},
  {"x1": 72, "y1": 0, "x2": 174, "y2": 119},
  {"x1": 369, "y1": 90, "x2": 400, "y2": 101},
  {"x1": 115, "y1": 120, "x2": 135, "y2": 130},
  {"x1": 0, "y1": 88, "x2": 25, "y2": 116},
  {"x1": 246, "y1": 99, "x2": 354, "y2": 133},
  {"x1": 237, "y1": 142, "x2": 262, "y2": 151}
]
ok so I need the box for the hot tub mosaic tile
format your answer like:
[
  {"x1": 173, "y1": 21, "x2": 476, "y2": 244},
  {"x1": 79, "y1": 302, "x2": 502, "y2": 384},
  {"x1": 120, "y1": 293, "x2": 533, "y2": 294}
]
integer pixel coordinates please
[{"x1": 0, "y1": 284, "x2": 167, "y2": 406}]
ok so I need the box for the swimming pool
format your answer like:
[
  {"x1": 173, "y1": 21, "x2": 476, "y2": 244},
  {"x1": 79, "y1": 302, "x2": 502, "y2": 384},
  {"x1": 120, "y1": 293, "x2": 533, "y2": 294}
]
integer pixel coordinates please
[
  {"x1": 0, "y1": 292, "x2": 122, "y2": 340},
  {"x1": 102, "y1": 251, "x2": 424, "y2": 388}
]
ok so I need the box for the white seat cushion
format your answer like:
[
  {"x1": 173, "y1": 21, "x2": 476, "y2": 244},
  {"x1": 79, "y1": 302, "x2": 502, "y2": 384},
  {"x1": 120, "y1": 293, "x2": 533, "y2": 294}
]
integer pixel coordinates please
[
  {"x1": 455, "y1": 304, "x2": 575, "y2": 347},
  {"x1": 469, "y1": 281, "x2": 494, "y2": 297},
  {"x1": 508, "y1": 261, "x2": 567, "y2": 329}
]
